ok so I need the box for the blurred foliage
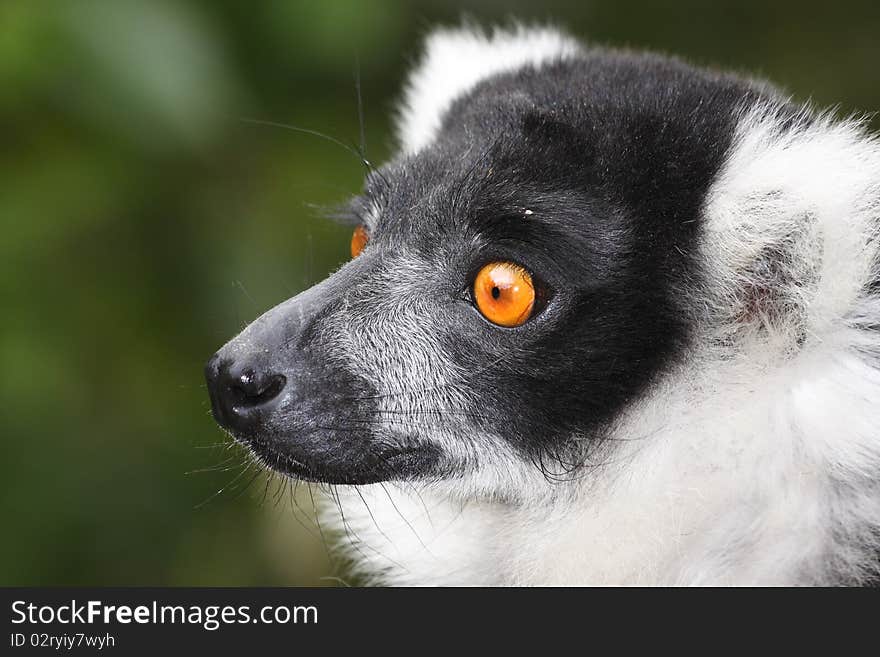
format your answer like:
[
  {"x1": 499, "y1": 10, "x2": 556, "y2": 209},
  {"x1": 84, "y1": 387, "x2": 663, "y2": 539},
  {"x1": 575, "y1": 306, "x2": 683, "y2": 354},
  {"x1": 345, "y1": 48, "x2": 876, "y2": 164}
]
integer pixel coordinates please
[{"x1": 1, "y1": 0, "x2": 879, "y2": 585}]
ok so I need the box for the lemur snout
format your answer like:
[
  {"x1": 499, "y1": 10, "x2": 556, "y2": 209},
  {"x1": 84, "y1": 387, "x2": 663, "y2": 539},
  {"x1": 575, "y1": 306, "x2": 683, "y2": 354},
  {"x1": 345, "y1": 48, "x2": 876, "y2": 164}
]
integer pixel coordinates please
[
  {"x1": 205, "y1": 353, "x2": 287, "y2": 433},
  {"x1": 204, "y1": 275, "x2": 445, "y2": 484}
]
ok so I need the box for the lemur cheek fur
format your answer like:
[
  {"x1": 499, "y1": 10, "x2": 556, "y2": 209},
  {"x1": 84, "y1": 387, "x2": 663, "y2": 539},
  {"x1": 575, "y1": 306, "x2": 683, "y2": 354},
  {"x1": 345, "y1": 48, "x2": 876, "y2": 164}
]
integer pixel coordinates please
[{"x1": 209, "y1": 24, "x2": 880, "y2": 586}]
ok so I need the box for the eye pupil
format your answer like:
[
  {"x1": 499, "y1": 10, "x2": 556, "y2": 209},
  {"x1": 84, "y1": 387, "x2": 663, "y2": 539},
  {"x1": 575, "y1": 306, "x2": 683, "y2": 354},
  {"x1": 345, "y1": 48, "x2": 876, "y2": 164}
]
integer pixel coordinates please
[{"x1": 491, "y1": 286, "x2": 500, "y2": 300}]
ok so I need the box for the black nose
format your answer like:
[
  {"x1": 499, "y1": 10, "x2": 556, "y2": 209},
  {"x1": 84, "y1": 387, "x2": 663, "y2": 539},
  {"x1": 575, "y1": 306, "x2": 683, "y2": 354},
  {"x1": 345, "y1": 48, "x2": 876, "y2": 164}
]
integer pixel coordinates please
[{"x1": 205, "y1": 354, "x2": 287, "y2": 433}]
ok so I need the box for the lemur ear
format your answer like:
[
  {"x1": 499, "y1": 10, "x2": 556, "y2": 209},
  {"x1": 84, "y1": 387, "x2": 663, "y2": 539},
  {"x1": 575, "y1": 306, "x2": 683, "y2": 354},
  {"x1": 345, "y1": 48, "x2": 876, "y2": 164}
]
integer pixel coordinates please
[
  {"x1": 395, "y1": 23, "x2": 582, "y2": 155},
  {"x1": 703, "y1": 107, "x2": 880, "y2": 338}
]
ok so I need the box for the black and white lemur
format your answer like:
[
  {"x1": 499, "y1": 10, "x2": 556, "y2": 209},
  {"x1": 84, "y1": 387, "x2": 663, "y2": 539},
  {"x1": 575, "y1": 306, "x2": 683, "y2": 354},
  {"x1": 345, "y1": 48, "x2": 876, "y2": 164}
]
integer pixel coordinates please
[{"x1": 206, "y1": 25, "x2": 880, "y2": 585}]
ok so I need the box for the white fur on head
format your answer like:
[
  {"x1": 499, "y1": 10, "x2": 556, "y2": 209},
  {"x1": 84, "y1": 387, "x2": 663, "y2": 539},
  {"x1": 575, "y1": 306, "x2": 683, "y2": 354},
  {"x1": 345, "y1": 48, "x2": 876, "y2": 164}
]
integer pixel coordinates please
[{"x1": 396, "y1": 24, "x2": 582, "y2": 154}]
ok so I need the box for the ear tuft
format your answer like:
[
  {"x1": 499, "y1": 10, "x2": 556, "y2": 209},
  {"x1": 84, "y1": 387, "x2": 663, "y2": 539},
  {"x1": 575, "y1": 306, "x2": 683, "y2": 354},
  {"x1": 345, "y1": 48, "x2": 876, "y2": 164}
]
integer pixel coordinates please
[{"x1": 396, "y1": 23, "x2": 582, "y2": 154}]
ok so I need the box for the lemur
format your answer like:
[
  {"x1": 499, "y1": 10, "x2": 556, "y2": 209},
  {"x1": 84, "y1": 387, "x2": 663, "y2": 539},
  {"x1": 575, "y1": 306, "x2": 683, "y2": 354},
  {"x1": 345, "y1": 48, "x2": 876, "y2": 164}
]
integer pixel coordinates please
[{"x1": 206, "y1": 25, "x2": 880, "y2": 585}]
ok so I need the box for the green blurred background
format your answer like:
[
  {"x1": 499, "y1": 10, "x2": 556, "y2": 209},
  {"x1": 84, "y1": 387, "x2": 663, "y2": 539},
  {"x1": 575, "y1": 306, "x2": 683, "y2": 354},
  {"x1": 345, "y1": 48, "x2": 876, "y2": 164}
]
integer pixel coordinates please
[{"x1": 2, "y1": 0, "x2": 879, "y2": 585}]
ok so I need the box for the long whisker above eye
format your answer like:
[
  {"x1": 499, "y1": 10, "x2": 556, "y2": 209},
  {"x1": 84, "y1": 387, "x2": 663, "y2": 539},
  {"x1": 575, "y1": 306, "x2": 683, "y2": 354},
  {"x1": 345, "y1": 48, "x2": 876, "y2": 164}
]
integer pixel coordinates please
[
  {"x1": 240, "y1": 115, "x2": 393, "y2": 193},
  {"x1": 354, "y1": 54, "x2": 366, "y2": 166},
  {"x1": 240, "y1": 118, "x2": 372, "y2": 171}
]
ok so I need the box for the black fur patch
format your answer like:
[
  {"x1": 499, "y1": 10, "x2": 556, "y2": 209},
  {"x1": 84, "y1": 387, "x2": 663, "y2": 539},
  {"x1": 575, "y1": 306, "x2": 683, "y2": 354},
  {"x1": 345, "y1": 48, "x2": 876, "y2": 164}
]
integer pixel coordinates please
[{"x1": 366, "y1": 50, "x2": 774, "y2": 465}]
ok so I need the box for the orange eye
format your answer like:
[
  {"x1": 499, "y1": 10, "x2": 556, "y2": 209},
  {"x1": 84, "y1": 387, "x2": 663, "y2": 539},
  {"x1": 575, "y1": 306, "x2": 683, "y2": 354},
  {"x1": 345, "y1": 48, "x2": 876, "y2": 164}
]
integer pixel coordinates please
[
  {"x1": 473, "y1": 261, "x2": 536, "y2": 327},
  {"x1": 350, "y1": 224, "x2": 369, "y2": 258}
]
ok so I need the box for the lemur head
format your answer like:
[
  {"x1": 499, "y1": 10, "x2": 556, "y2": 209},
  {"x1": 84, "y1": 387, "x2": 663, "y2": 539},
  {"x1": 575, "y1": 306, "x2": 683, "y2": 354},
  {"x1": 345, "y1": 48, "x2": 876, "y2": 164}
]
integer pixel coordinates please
[{"x1": 205, "y1": 26, "x2": 876, "y2": 500}]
